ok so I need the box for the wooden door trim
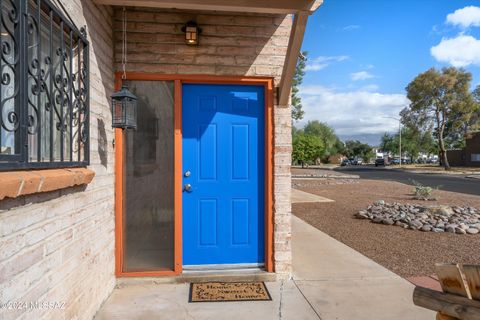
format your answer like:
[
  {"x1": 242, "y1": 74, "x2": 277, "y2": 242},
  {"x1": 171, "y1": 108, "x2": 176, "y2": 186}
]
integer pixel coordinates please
[{"x1": 114, "y1": 73, "x2": 275, "y2": 277}]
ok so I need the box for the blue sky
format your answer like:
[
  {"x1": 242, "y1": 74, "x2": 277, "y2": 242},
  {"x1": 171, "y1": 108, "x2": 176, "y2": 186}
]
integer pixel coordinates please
[{"x1": 299, "y1": 0, "x2": 480, "y2": 145}]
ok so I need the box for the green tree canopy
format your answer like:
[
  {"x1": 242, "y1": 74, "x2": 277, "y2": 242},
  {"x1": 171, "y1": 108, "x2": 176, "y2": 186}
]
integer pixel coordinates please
[
  {"x1": 304, "y1": 121, "x2": 341, "y2": 158},
  {"x1": 344, "y1": 140, "x2": 373, "y2": 161},
  {"x1": 402, "y1": 67, "x2": 476, "y2": 169},
  {"x1": 381, "y1": 129, "x2": 437, "y2": 160},
  {"x1": 292, "y1": 133, "x2": 324, "y2": 167},
  {"x1": 291, "y1": 51, "x2": 307, "y2": 121}
]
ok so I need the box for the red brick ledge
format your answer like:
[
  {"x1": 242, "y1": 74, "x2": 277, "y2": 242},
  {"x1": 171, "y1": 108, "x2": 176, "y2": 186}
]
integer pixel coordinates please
[{"x1": 0, "y1": 168, "x2": 95, "y2": 201}]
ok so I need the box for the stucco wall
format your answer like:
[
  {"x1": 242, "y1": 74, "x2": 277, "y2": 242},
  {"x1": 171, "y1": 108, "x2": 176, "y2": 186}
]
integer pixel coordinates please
[
  {"x1": 0, "y1": 2, "x2": 116, "y2": 320},
  {"x1": 465, "y1": 132, "x2": 480, "y2": 167},
  {"x1": 114, "y1": 8, "x2": 294, "y2": 276}
]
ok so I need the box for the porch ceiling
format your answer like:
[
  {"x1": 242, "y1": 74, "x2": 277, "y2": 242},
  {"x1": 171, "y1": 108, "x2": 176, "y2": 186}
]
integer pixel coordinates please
[{"x1": 92, "y1": 0, "x2": 323, "y2": 14}]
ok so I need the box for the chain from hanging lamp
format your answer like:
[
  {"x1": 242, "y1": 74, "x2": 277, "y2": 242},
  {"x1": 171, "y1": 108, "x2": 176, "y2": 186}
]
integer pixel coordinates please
[
  {"x1": 121, "y1": 7, "x2": 127, "y2": 80},
  {"x1": 111, "y1": 7, "x2": 138, "y2": 130}
]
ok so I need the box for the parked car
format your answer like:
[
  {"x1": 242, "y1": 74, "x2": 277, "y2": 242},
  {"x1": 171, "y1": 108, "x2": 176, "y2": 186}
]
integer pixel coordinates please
[
  {"x1": 352, "y1": 158, "x2": 363, "y2": 165},
  {"x1": 375, "y1": 158, "x2": 386, "y2": 167},
  {"x1": 391, "y1": 158, "x2": 400, "y2": 165},
  {"x1": 341, "y1": 159, "x2": 351, "y2": 166}
]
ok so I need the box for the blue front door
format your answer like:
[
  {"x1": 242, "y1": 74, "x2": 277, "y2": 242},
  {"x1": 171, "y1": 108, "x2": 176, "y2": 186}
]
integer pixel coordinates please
[{"x1": 182, "y1": 84, "x2": 265, "y2": 266}]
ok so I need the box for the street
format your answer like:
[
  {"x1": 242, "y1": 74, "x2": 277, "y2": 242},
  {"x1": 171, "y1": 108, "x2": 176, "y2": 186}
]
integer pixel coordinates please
[{"x1": 335, "y1": 166, "x2": 480, "y2": 196}]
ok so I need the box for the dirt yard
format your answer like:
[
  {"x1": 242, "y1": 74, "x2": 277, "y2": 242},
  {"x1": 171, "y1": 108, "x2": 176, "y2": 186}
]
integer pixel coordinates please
[{"x1": 292, "y1": 178, "x2": 480, "y2": 278}]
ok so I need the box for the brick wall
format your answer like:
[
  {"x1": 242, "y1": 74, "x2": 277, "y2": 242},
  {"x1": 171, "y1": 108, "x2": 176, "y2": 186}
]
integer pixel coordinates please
[
  {"x1": 114, "y1": 8, "x2": 294, "y2": 276},
  {"x1": 0, "y1": 1, "x2": 116, "y2": 320},
  {"x1": 115, "y1": 8, "x2": 292, "y2": 84}
]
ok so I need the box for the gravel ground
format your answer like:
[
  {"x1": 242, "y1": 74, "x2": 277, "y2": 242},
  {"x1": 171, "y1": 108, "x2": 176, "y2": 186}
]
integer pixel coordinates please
[{"x1": 292, "y1": 179, "x2": 480, "y2": 278}]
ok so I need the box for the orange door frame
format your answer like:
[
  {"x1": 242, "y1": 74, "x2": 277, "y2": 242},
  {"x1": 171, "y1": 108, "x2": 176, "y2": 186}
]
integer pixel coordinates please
[{"x1": 114, "y1": 73, "x2": 274, "y2": 277}]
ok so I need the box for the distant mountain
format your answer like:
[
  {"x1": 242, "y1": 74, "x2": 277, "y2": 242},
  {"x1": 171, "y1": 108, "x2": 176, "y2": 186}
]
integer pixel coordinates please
[{"x1": 338, "y1": 133, "x2": 384, "y2": 146}]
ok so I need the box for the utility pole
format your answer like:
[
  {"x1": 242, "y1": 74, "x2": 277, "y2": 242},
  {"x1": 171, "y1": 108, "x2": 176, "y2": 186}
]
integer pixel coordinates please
[
  {"x1": 398, "y1": 119, "x2": 402, "y2": 168},
  {"x1": 384, "y1": 116, "x2": 402, "y2": 168}
]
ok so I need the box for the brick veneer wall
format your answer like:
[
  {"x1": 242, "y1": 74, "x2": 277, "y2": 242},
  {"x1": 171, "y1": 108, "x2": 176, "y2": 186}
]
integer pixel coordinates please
[
  {"x1": 114, "y1": 8, "x2": 294, "y2": 276},
  {"x1": 0, "y1": 1, "x2": 116, "y2": 320}
]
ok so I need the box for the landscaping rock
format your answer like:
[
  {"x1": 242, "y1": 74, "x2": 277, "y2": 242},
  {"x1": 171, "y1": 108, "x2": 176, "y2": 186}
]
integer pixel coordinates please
[
  {"x1": 356, "y1": 211, "x2": 369, "y2": 219},
  {"x1": 410, "y1": 220, "x2": 423, "y2": 229},
  {"x1": 421, "y1": 225, "x2": 432, "y2": 232},
  {"x1": 467, "y1": 228, "x2": 479, "y2": 235},
  {"x1": 355, "y1": 202, "x2": 479, "y2": 235},
  {"x1": 446, "y1": 226, "x2": 456, "y2": 233},
  {"x1": 373, "y1": 217, "x2": 383, "y2": 224},
  {"x1": 382, "y1": 218, "x2": 394, "y2": 225}
]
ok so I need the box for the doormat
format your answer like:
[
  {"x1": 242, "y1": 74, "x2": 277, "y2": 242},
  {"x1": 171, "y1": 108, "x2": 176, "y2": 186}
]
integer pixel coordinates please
[{"x1": 189, "y1": 282, "x2": 272, "y2": 302}]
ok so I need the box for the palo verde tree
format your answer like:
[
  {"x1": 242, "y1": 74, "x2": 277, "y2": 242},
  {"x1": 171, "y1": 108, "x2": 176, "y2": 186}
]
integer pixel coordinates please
[
  {"x1": 291, "y1": 51, "x2": 307, "y2": 121},
  {"x1": 403, "y1": 67, "x2": 476, "y2": 170}
]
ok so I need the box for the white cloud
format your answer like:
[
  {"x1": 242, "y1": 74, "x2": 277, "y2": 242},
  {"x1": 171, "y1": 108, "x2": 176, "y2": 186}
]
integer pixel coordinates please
[
  {"x1": 298, "y1": 85, "x2": 409, "y2": 136},
  {"x1": 343, "y1": 25, "x2": 360, "y2": 31},
  {"x1": 350, "y1": 71, "x2": 375, "y2": 81},
  {"x1": 431, "y1": 34, "x2": 480, "y2": 67},
  {"x1": 305, "y1": 55, "x2": 349, "y2": 71},
  {"x1": 446, "y1": 6, "x2": 480, "y2": 28}
]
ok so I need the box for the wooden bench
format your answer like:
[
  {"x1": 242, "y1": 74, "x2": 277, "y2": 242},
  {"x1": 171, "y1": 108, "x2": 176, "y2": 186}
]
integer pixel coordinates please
[{"x1": 413, "y1": 263, "x2": 480, "y2": 320}]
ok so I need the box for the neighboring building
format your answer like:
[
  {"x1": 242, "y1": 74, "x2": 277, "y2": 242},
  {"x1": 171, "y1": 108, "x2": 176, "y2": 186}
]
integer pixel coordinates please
[
  {"x1": 328, "y1": 153, "x2": 345, "y2": 165},
  {"x1": 447, "y1": 132, "x2": 480, "y2": 167},
  {"x1": 0, "y1": 1, "x2": 321, "y2": 319}
]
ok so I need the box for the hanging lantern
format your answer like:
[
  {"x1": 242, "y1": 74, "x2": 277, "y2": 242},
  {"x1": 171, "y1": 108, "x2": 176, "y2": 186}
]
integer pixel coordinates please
[
  {"x1": 111, "y1": 7, "x2": 138, "y2": 130},
  {"x1": 182, "y1": 21, "x2": 201, "y2": 46},
  {"x1": 111, "y1": 84, "x2": 138, "y2": 129}
]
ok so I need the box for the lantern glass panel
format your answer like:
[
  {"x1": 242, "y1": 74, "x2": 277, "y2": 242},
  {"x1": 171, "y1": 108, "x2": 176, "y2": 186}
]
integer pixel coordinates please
[
  {"x1": 112, "y1": 100, "x2": 125, "y2": 127},
  {"x1": 185, "y1": 26, "x2": 198, "y2": 45},
  {"x1": 126, "y1": 99, "x2": 137, "y2": 129}
]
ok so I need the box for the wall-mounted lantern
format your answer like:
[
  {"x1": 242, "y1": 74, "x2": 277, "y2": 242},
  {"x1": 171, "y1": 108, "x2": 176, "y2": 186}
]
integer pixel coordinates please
[
  {"x1": 111, "y1": 7, "x2": 138, "y2": 130},
  {"x1": 111, "y1": 85, "x2": 138, "y2": 129},
  {"x1": 182, "y1": 21, "x2": 201, "y2": 46}
]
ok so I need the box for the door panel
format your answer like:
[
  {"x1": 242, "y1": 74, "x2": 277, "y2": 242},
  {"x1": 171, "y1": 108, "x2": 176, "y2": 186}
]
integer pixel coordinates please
[{"x1": 182, "y1": 84, "x2": 265, "y2": 266}]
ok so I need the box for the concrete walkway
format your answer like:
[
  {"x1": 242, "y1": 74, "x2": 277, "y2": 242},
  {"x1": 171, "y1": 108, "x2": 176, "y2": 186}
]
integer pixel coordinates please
[
  {"x1": 94, "y1": 217, "x2": 434, "y2": 320},
  {"x1": 291, "y1": 215, "x2": 433, "y2": 320},
  {"x1": 291, "y1": 188, "x2": 334, "y2": 203}
]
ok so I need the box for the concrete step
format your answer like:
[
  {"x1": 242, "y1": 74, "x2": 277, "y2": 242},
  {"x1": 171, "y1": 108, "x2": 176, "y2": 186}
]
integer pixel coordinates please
[{"x1": 116, "y1": 270, "x2": 276, "y2": 287}]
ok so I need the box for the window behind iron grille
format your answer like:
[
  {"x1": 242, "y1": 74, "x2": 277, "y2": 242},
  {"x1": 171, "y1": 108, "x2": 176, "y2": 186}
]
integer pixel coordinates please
[{"x1": 0, "y1": 0, "x2": 89, "y2": 170}]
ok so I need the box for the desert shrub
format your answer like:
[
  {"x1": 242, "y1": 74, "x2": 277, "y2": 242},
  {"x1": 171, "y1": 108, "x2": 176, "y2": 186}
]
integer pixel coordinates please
[{"x1": 411, "y1": 180, "x2": 440, "y2": 200}]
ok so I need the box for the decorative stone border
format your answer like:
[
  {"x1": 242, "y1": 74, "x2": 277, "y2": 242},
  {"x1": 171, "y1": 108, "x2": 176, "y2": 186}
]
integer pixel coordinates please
[
  {"x1": 0, "y1": 168, "x2": 95, "y2": 200},
  {"x1": 356, "y1": 201, "x2": 480, "y2": 235}
]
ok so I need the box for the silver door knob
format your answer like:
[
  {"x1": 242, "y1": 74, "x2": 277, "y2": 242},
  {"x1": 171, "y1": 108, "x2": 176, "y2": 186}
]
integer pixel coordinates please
[{"x1": 184, "y1": 183, "x2": 192, "y2": 192}]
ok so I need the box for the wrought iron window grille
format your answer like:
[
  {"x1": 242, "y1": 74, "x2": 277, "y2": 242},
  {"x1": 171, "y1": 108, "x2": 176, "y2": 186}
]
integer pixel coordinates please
[{"x1": 0, "y1": 0, "x2": 89, "y2": 170}]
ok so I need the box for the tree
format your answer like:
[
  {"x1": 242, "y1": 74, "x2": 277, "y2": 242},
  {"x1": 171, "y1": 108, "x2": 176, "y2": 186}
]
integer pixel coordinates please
[
  {"x1": 304, "y1": 121, "x2": 339, "y2": 160},
  {"x1": 291, "y1": 51, "x2": 307, "y2": 121},
  {"x1": 381, "y1": 129, "x2": 437, "y2": 162},
  {"x1": 401, "y1": 127, "x2": 437, "y2": 161},
  {"x1": 292, "y1": 133, "x2": 324, "y2": 167},
  {"x1": 403, "y1": 67, "x2": 476, "y2": 170},
  {"x1": 344, "y1": 140, "x2": 373, "y2": 162},
  {"x1": 470, "y1": 85, "x2": 480, "y2": 131},
  {"x1": 380, "y1": 133, "x2": 397, "y2": 154}
]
